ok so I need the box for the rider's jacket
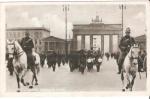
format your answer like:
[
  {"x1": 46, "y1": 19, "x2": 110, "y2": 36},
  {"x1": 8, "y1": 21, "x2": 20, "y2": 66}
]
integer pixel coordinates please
[
  {"x1": 119, "y1": 35, "x2": 135, "y2": 53},
  {"x1": 20, "y1": 37, "x2": 34, "y2": 53}
]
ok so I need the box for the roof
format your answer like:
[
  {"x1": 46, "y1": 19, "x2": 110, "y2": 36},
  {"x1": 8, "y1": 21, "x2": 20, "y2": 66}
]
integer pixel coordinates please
[
  {"x1": 42, "y1": 36, "x2": 66, "y2": 42},
  {"x1": 135, "y1": 34, "x2": 146, "y2": 42},
  {"x1": 7, "y1": 27, "x2": 50, "y2": 33},
  {"x1": 73, "y1": 23, "x2": 122, "y2": 31}
]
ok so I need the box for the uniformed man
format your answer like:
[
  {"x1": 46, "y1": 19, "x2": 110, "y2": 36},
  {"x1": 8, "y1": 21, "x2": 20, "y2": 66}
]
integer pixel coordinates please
[
  {"x1": 20, "y1": 31, "x2": 34, "y2": 69},
  {"x1": 117, "y1": 27, "x2": 135, "y2": 74}
]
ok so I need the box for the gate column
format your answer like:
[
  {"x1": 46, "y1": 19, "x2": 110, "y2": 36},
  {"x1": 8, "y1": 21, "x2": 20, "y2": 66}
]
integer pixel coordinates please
[
  {"x1": 81, "y1": 35, "x2": 85, "y2": 49},
  {"x1": 73, "y1": 34, "x2": 77, "y2": 50},
  {"x1": 109, "y1": 35, "x2": 113, "y2": 53},
  {"x1": 90, "y1": 35, "x2": 93, "y2": 50}
]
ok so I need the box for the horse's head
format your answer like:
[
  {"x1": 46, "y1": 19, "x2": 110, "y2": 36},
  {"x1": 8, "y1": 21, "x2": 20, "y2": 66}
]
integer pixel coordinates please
[
  {"x1": 130, "y1": 44, "x2": 140, "y2": 65},
  {"x1": 6, "y1": 40, "x2": 16, "y2": 58},
  {"x1": 6, "y1": 40, "x2": 23, "y2": 58}
]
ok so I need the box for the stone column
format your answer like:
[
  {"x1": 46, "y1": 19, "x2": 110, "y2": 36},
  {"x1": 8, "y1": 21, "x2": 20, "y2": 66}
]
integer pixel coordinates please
[
  {"x1": 101, "y1": 35, "x2": 104, "y2": 53},
  {"x1": 81, "y1": 35, "x2": 85, "y2": 49},
  {"x1": 90, "y1": 35, "x2": 93, "y2": 50},
  {"x1": 73, "y1": 34, "x2": 77, "y2": 51},
  {"x1": 109, "y1": 35, "x2": 113, "y2": 53}
]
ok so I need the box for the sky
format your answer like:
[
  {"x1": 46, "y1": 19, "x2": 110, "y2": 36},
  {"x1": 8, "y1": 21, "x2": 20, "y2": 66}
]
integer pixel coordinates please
[{"x1": 6, "y1": 4, "x2": 146, "y2": 39}]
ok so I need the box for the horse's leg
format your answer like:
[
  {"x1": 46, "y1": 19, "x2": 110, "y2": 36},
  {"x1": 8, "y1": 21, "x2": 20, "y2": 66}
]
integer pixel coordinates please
[
  {"x1": 31, "y1": 71, "x2": 38, "y2": 86},
  {"x1": 126, "y1": 73, "x2": 131, "y2": 91},
  {"x1": 121, "y1": 71, "x2": 125, "y2": 91},
  {"x1": 29, "y1": 74, "x2": 34, "y2": 89},
  {"x1": 130, "y1": 75, "x2": 136, "y2": 91},
  {"x1": 20, "y1": 69, "x2": 28, "y2": 86},
  {"x1": 27, "y1": 67, "x2": 34, "y2": 89},
  {"x1": 124, "y1": 73, "x2": 130, "y2": 89},
  {"x1": 16, "y1": 74, "x2": 21, "y2": 92},
  {"x1": 34, "y1": 74, "x2": 38, "y2": 85},
  {"x1": 34, "y1": 67, "x2": 38, "y2": 85}
]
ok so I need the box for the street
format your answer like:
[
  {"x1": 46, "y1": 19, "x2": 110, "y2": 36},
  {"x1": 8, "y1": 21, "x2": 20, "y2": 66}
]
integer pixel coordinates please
[{"x1": 6, "y1": 57, "x2": 146, "y2": 92}]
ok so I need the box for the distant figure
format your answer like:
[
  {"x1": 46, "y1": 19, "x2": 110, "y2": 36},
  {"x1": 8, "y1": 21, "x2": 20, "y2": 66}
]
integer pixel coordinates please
[
  {"x1": 138, "y1": 50, "x2": 146, "y2": 72},
  {"x1": 105, "y1": 52, "x2": 110, "y2": 61},
  {"x1": 111, "y1": 53, "x2": 114, "y2": 58}
]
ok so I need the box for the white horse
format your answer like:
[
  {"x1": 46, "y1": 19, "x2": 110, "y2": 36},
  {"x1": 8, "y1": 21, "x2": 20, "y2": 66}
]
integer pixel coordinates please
[
  {"x1": 7, "y1": 40, "x2": 40, "y2": 92},
  {"x1": 121, "y1": 44, "x2": 140, "y2": 91},
  {"x1": 7, "y1": 40, "x2": 28, "y2": 92}
]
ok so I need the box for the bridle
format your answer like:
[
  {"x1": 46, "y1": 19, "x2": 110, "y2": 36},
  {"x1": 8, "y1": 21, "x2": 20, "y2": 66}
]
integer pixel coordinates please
[
  {"x1": 7, "y1": 41, "x2": 24, "y2": 58},
  {"x1": 7, "y1": 42, "x2": 15, "y2": 54},
  {"x1": 130, "y1": 47, "x2": 139, "y2": 60},
  {"x1": 129, "y1": 46, "x2": 139, "y2": 66}
]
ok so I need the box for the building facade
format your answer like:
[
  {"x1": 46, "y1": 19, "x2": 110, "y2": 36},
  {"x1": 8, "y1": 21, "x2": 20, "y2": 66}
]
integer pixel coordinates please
[
  {"x1": 72, "y1": 16, "x2": 122, "y2": 53},
  {"x1": 135, "y1": 34, "x2": 146, "y2": 50},
  {"x1": 6, "y1": 27, "x2": 50, "y2": 53},
  {"x1": 42, "y1": 36, "x2": 66, "y2": 54}
]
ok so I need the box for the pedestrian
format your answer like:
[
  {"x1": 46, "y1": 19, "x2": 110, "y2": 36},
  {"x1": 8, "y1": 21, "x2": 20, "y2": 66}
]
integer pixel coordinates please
[{"x1": 117, "y1": 27, "x2": 135, "y2": 74}]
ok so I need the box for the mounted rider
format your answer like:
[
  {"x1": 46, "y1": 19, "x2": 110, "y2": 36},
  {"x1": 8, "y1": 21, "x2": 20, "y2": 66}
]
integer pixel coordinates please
[
  {"x1": 20, "y1": 31, "x2": 35, "y2": 69},
  {"x1": 117, "y1": 27, "x2": 135, "y2": 74}
]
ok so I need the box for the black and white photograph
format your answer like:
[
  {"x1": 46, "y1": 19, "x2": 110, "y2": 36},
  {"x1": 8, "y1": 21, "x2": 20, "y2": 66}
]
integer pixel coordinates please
[{"x1": 4, "y1": 2, "x2": 147, "y2": 93}]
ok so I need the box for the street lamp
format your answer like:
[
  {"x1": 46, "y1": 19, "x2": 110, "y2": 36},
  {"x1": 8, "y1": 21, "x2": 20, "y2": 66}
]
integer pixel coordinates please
[
  {"x1": 63, "y1": 5, "x2": 69, "y2": 57},
  {"x1": 119, "y1": 4, "x2": 126, "y2": 37}
]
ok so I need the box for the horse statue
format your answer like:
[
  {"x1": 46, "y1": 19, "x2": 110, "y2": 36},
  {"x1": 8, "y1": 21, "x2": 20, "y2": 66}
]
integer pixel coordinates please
[
  {"x1": 6, "y1": 40, "x2": 40, "y2": 92},
  {"x1": 121, "y1": 44, "x2": 140, "y2": 91}
]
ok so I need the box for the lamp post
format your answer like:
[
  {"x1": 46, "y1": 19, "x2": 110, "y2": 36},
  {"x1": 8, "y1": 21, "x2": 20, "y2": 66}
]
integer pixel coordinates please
[
  {"x1": 119, "y1": 4, "x2": 126, "y2": 37},
  {"x1": 63, "y1": 5, "x2": 69, "y2": 57}
]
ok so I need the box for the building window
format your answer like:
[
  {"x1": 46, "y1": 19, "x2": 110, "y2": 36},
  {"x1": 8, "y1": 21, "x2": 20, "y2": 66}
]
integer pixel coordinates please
[
  {"x1": 45, "y1": 42, "x2": 48, "y2": 51},
  {"x1": 49, "y1": 42, "x2": 52, "y2": 50}
]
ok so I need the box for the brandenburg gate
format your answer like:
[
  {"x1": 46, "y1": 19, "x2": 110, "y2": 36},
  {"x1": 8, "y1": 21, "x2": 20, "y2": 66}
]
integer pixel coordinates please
[{"x1": 72, "y1": 16, "x2": 122, "y2": 53}]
